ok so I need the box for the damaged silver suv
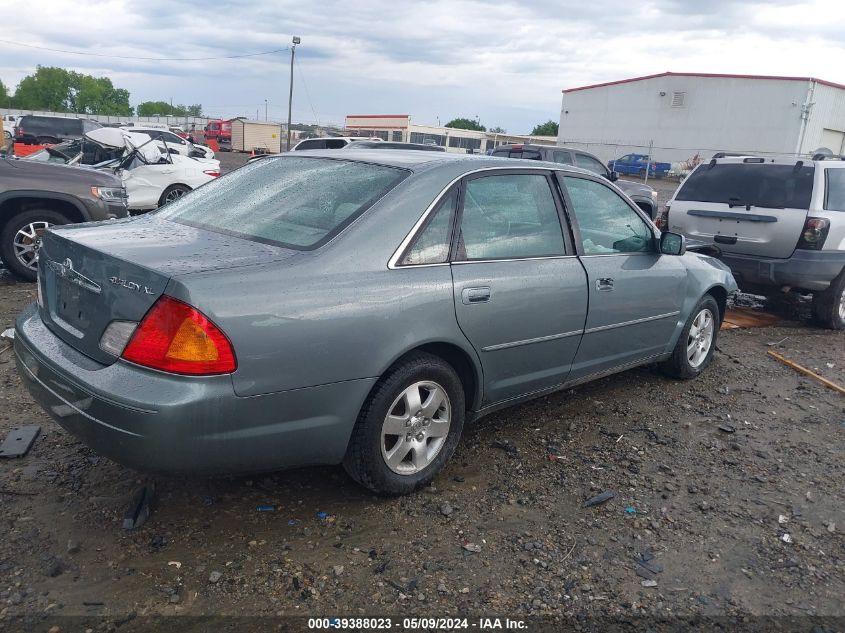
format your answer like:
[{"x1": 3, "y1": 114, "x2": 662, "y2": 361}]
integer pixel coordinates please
[{"x1": 662, "y1": 154, "x2": 845, "y2": 329}]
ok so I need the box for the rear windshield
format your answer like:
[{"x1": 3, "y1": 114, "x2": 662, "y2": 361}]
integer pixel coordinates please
[
  {"x1": 677, "y1": 162, "x2": 815, "y2": 209},
  {"x1": 825, "y1": 169, "x2": 845, "y2": 211},
  {"x1": 156, "y1": 157, "x2": 409, "y2": 249}
]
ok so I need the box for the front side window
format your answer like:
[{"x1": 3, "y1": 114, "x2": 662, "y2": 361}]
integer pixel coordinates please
[
  {"x1": 562, "y1": 176, "x2": 653, "y2": 254},
  {"x1": 398, "y1": 189, "x2": 457, "y2": 265},
  {"x1": 574, "y1": 153, "x2": 607, "y2": 176},
  {"x1": 824, "y1": 169, "x2": 845, "y2": 211},
  {"x1": 677, "y1": 162, "x2": 815, "y2": 210},
  {"x1": 157, "y1": 157, "x2": 408, "y2": 249},
  {"x1": 456, "y1": 174, "x2": 565, "y2": 260}
]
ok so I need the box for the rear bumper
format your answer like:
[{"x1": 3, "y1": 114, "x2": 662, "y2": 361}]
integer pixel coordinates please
[
  {"x1": 721, "y1": 250, "x2": 845, "y2": 292},
  {"x1": 14, "y1": 304, "x2": 376, "y2": 474}
]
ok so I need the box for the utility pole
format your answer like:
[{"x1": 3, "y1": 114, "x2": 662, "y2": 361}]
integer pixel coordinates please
[
  {"x1": 265, "y1": 99, "x2": 268, "y2": 121},
  {"x1": 287, "y1": 36, "x2": 301, "y2": 151}
]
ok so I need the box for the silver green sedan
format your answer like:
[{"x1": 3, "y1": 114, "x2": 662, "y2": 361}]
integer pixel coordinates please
[{"x1": 15, "y1": 150, "x2": 737, "y2": 495}]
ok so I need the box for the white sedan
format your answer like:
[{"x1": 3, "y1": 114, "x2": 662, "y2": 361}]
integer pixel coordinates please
[
  {"x1": 119, "y1": 126, "x2": 215, "y2": 159},
  {"x1": 87, "y1": 128, "x2": 221, "y2": 211}
]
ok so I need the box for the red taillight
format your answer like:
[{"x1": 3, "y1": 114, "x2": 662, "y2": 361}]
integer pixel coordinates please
[
  {"x1": 203, "y1": 170, "x2": 221, "y2": 177},
  {"x1": 512, "y1": 144, "x2": 523, "y2": 150},
  {"x1": 121, "y1": 296, "x2": 236, "y2": 375},
  {"x1": 796, "y1": 217, "x2": 830, "y2": 250}
]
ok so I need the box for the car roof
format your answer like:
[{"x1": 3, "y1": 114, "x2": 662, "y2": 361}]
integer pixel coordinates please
[{"x1": 277, "y1": 148, "x2": 601, "y2": 177}]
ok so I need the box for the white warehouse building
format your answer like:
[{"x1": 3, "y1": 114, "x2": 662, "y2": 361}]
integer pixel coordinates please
[{"x1": 557, "y1": 72, "x2": 845, "y2": 165}]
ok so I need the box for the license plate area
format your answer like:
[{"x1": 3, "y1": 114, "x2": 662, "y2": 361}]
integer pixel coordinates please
[{"x1": 56, "y1": 279, "x2": 90, "y2": 334}]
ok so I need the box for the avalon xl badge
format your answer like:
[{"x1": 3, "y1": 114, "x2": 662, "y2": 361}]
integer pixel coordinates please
[{"x1": 47, "y1": 258, "x2": 102, "y2": 295}]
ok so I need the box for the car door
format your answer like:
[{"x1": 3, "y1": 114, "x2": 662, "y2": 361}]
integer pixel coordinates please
[
  {"x1": 558, "y1": 174, "x2": 686, "y2": 380},
  {"x1": 450, "y1": 170, "x2": 588, "y2": 405}
]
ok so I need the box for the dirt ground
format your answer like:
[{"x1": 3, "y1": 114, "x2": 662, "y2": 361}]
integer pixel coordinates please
[{"x1": 0, "y1": 269, "x2": 843, "y2": 632}]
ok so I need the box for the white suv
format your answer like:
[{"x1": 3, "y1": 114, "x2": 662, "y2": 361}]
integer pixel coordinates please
[{"x1": 661, "y1": 154, "x2": 845, "y2": 329}]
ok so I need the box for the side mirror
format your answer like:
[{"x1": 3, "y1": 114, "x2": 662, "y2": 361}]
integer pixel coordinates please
[
  {"x1": 608, "y1": 171, "x2": 619, "y2": 182},
  {"x1": 660, "y1": 232, "x2": 686, "y2": 256}
]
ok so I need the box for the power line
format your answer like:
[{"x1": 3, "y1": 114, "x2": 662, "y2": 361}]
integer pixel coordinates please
[
  {"x1": 294, "y1": 56, "x2": 321, "y2": 126},
  {"x1": 0, "y1": 38, "x2": 290, "y2": 61}
]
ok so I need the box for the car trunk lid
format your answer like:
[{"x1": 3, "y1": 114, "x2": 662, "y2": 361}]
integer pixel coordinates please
[
  {"x1": 37, "y1": 216, "x2": 293, "y2": 365},
  {"x1": 669, "y1": 160, "x2": 815, "y2": 258}
]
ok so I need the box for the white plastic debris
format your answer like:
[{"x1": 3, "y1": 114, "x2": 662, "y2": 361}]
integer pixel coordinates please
[
  {"x1": 1, "y1": 328, "x2": 13, "y2": 341},
  {"x1": 778, "y1": 514, "x2": 789, "y2": 525},
  {"x1": 781, "y1": 534, "x2": 793, "y2": 544},
  {"x1": 167, "y1": 561, "x2": 182, "y2": 569},
  {"x1": 641, "y1": 579, "x2": 658, "y2": 588}
]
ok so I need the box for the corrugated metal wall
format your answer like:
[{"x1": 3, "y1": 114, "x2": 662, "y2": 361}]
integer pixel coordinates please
[
  {"x1": 800, "y1": 82, "x2": 845, "y2": 154},
  {"x1": 231, "y1": 120, "x2": 282, "y2": 152}
]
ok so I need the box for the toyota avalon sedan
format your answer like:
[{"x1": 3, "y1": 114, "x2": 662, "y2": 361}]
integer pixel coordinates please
[{"x1": 15, "y1": 150, "x2": 737, "y2": 496}]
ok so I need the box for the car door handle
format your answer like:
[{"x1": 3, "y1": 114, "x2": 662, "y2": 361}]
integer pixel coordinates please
[
  {"x1": 596, "y1": 278, "x2": 614, "y2": 291},
  {"x1": 461, "y1": 287, "x2": 491, "y2": 304}
]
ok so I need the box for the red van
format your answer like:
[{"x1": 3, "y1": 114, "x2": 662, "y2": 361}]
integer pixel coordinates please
[{"x1": 204, "y1": 119, "x2": 232, "y2": 148}]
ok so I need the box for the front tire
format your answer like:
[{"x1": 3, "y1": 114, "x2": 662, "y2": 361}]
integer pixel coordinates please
[
  {"x1": 662, "y1": 295, "x2": 720, "y2": 379},
  {"x1": 812, "y1": 270, "x2": 845, "y2": 330},
  {"x1": 343, "y1": 352, "x2": 465, "y2": 496},
  {"x1": 0, "y1": 209, "x2": 68, "y2": 281}
]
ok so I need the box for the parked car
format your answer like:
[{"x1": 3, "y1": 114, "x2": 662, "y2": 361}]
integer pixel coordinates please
[
  {"x1": 292, "y1": 136, "x2": 382, "y2": 150},
  {"x1": 119, "y1": 126, "x2": 214, "y2": 159},
  {"x1": 0, "y1": 153, "x2": 127, "y2": 280},
  {"x1": 3, "y1": 114, "x2": 21, "y2": 141},
  {"x1": 491, "y1": 144, "x2": 659, "y2": 218},
  {"x1": 14, "y1": 150, "x2": 736, "y2": 495},
  {"x1": 87, "y1": 128, "x2": 220, "y2": 211},
  {"x1": 660, "y1": 154, "x2": 845, "y2": 329},
  {"x1": 609, "y1": 154, "x2": 671, "y2": 178},
  {"x1": 14, "y1": 115, "x2": 102, "y2": 145}
]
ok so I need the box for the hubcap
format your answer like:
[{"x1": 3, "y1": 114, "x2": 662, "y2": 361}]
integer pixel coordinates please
[
  {"x1": 381, "y1": 381, "x2": 451, "y2": 475},
  {"x1": 166, "y1": 188, "x2": 187, "y2": 203},
  {"x1": 13, "y1": 221, "x2": 51, "y2": 272},
  {"x1": 687, "y1": 308, "x2": 714, "y2": 368}
]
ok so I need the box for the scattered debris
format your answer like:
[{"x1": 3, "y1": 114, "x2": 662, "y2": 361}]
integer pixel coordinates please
[
  {"x1": 781, "y1": 534, "x2": 793, "y2": 544},
  {"x1": 209, "y1": 571, "x2": 223, "y2": 584},
  {"x1": 778, "y1": 514, "x2": 789, "y2": 525},
  {"x1": 167, "y1": 561, "x2": 181, "y2": 569},
  {"x1": 1, "y1": 328, "x2": 14, "y2": 341},
  {"x1": 0, "y1": 425, "x2": 40, "y2": 458},
  {"x1": 122, "y1": 481, "x2": 156, "y2": 530},
  {"x1": 641, "y1": 579, "x2": 658, "y2": 588},
  {"x1": 717, "y1": 424, "x2": 736, "y2": 434},
  {"x1": 582, "y1": 491, "x2": 615, "y2": 508},
  {"x1": 440, "y1": 502, "x2": 453, "y2": 517},
  {"x1": 767, "y1": 351, "x2": 845, "y2": 396},
  {"x1": 766, "y1": 337, "x2": 789, "y2": 347},
  {"x1": 491, "y1": 439, "x2": 518, "y2": 455},
  {"x1": 332, "y1": 565, "x2": 344, "y2": 577},
  {"x1": 462, "y1": 542, "x2": 482, "y2": 553},
  {"x1": 256, "y1": 504, "x2": 275, "y2": 512},
  {"x1": 827, "y1": 523, "x2": 836, "y2": 533},
  {"x1": 287, "y1": 519, "x2": 298, "y2": 526},
  {"x1": 624, "y1": 506, "x2": 637, "y2": 514}
]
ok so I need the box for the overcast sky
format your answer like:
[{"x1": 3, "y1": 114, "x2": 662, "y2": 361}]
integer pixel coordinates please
[{"x1": 1, "y1": 0, "x2": 844, "y2": 133}]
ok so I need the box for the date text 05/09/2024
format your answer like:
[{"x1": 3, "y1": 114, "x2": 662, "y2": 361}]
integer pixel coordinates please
[{"x1": 307, "y1": 617, "x2": 528, "y2": 630}]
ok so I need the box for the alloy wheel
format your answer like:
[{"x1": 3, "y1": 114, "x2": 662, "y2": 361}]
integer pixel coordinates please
[
  {"x1": 13, "y1": 221, "x2": 51, "y2": 272},
  {"x1": 165, "y1": 188, "x2": 187, "y2": 203},
  {"x1": 687, "y1": 308, "x2": 714, "y2": 368},
  {"x1": 381, "y1": 381, "x2": 451, "y2": 475}
]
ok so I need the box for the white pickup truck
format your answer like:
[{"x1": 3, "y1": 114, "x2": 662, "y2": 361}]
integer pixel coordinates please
[{"x1": 3, "y1": 114, "x2": 20, "y2": 141}]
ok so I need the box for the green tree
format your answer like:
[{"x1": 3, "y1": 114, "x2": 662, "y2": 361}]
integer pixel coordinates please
[
  {"x1": 444, "y1": 117, "x2": 486, "y2": 132},
  {"x1": 13, "y1": 66, "x2": 132, "y2": 115},
  {"x1": 530, "y1": 120, "x2": 559, "y2": 136},
  {"x1": 488, "y1": 126, "x2": 507, "y2": 134},
  {"x1": 137, "y1": 101, "x2": 203, "y2": 117}
]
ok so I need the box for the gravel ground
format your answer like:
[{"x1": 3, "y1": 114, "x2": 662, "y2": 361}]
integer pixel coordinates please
[{"x1": 0, "y1": 271, "x2": 843, "y2": 632}]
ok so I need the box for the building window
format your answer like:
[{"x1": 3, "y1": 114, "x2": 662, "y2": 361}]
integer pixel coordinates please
[
  {"x1": 410, "y1": 132, "x2": 445, "y2": 146},
  {"x1": 392, "y1": 131, "x2": 403, "y2": 142},
  {"x1": 448, "y1": 136, "x2": 482, "y2": 151},
  {"x1": 671, "y1": 92, "x2": 686, "y2": 108}
]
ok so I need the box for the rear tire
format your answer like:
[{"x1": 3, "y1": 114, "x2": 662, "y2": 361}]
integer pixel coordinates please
[
  {"x1": 343, "y1": 352, "x2": 465, "y2": 496},
  {"x1": 0, "y1": 209, "x2": 69, "y2": 281},
  {"x1": 158, "y1": 185, "x2": 191, "y2": 208},
  {"x1": 35, "y1": 136, "x2": 59, "y2": 145},
  {"x1": 661, "y1": 295, "x2": 720, "y2": 379},
  {"x1": 812, "y1": 270, "x2": 845, "y2": 330}
]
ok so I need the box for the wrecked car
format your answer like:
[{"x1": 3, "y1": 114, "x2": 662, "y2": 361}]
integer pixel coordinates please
[
  {"x1": 24, "y1": 128, "x2": 221, "y2": 211},
  {"x1": 15, "y1": 150, "x2": 737, "y2": 496}
]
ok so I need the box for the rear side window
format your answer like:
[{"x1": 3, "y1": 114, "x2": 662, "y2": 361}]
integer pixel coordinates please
[
  {"x1": 157, "y1": 157, "x2": 408, "y2": 249},
  {"x1": 677, "y1": 163, "x2": 815, "y2": 210},
  {"x1": 825, "y1": 170, "x2": 845, "y2": 211},
  {"x1": 456, "y1": 174, "x2": 565, "y2": 260},
  {"x1": 295, "y1": 139, "x2": 325, "y2": 150}
]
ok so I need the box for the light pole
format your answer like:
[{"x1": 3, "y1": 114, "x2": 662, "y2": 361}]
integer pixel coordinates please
[
  {"x1": 265, "y1": 99, "x2": 268, "y2": 121},
  {"x1": 287, "y1": 36, "x2": 301, "y2": 150}
]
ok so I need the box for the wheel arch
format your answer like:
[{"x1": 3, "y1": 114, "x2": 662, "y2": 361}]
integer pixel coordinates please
[
  {"x1": 379, "y1": 341, "x2": 483, "y2": 413},
  {"x1": 704, "y1": 284, "x2": 728, "y2": 323},
  {"x1": 0, "y1": 192, "x2": 87, "y2": 235}
]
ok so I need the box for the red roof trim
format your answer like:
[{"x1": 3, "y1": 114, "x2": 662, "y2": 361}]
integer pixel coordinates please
[
  {"x1": 345, "y1": 125, "x2": 407, "y2": 129},
  {"x1": 562, "y1": 72, "x2": 845, "y2": 93},
  {"x1": 345, "y1": 114, "x2": 410, "y2": 119}
]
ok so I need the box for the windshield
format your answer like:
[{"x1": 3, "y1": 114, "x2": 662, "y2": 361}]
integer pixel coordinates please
[
  {"x1": 156, "y1": 156, "x2": 409, "y2": 249},
  {"x1": 677, "y1": 162, "x2": 815, "y2": 209}
]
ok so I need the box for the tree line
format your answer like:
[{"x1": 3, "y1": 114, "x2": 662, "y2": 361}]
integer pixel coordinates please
[
  {"x1": 0, "y1": 66, "x2": 202, "y2": 118},
  {"x1": 444, "y1": 117, "x2": 558, "y2": 137}
]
